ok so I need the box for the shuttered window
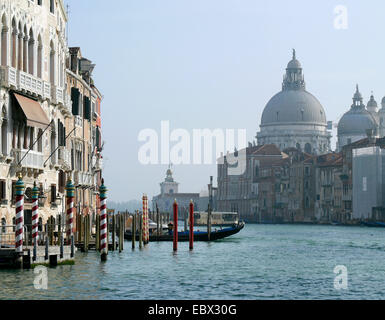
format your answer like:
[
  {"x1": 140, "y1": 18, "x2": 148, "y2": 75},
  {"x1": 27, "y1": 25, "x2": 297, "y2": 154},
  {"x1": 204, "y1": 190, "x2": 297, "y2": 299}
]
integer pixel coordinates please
[
  {"x1": 84, "y1": 96, "x2": 91, "y2": 121},
  {"x1": 71, "y1": 87, "x2": 80, "y2": 115},
  {"x1": 0, "y1": 180, "x2": 6, "y2": 200},
  {"x1": 51, "y1": 185, "x2": 56, "y2": 204}
]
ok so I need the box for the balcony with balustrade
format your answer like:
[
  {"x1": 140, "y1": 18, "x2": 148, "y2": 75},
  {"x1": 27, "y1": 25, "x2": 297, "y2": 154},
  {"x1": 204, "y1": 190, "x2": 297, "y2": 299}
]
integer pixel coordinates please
[
  {"x1": 0, "y1": 66, "x2": 68, "y2": 110},
  {"x1": 74, "y1": 171, "x2": 95, "y2": 188},
  {"x1": 12, "y1": 149, "x2": 44, "y2": 174}
]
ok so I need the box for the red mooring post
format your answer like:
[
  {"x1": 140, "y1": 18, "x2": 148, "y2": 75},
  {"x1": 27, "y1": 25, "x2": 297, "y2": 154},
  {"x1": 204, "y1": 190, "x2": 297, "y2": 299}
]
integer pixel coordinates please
[
  {"x1": 173, "y1": 200, "x2": 178, "y2": 251},
  {"x1": 189, "y1": 200, "x2": 194, "y2": 250}
]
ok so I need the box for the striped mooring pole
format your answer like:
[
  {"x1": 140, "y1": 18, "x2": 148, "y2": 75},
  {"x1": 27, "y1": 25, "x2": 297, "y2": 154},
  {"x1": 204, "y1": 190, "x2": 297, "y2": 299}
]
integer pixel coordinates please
[
  {"x1": 173, "y1": 199, "x2": 178, "y2": 252},
  {"x1": 15, "y1": 174, "x2": 25, "y2": 256},
  {"x1": 189, "y1": 200, "x2": 194, "y2": 250},
  {"x1": 32, "y1": 182, "x2": 39, "y2": 261},
  {"x1": 65, "y1": 178, "x2": 75, "y2": 245},
  {"x1": 142, "y1": 194, "x2": 149, "y2": 244},
  {"x1": 100, "y1": 179, "x2": 108, "y2": 261}
]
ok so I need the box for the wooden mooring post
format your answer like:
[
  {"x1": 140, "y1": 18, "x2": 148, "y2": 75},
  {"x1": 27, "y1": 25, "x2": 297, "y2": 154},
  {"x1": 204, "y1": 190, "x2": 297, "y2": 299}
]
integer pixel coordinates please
[
  {"x1": 132, "y1": 213, "x2": 136, "y2": 249},
  {"x1": 119, "y1": 213, "x2": 124, "y2": 252},
  {"x1": 112, "y1": 213, "x2": 116, "y2": 251},
  {"x1": 139, "y1": 213, "x2": 143, "y2": 249}
]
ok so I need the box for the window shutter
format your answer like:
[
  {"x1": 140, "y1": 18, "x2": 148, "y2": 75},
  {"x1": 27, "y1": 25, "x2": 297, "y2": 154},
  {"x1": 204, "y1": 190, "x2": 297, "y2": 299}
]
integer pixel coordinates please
[
  {"x1": 51, "y1": 185, "x2": 56, "y2": 203},
  {"x1": 0, "y1": 181, "x2": 5, "y2": 200},
  {"x1": 71, "y1": 88, "x2": 80, "y2": 115},
  {"x1": 63, "y1": 126, "x2": 66, "y2": 147},
  {"x1": 84, "y1": 97, "x2": 91, "y2": 121}
]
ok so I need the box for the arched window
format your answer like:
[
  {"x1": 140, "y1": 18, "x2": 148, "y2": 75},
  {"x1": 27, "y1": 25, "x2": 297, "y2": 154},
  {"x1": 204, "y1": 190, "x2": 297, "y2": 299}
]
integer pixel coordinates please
[
  {"x1": 18, "y1": 22, "x2": 23, "y2": 70},
  {"x1": 11, "y1": 18, "x2": 17, "y2": 68},
  {"x1": 50, "y1": 0, "x2": 55, "y2": 14},
  {"x1": 38, "y1": 217, "x2": 43, "y2": 231},
  {"x1": 304, "y1": 143, "x2": 312, "y2": 154},
  {"x1": 305, "y1": 197, "x2": 310, "y2": 208},
  {"x1": 37, "y1": 35, "x2": 42, "y2": 78},
  {"x1": 23, "y1": 25, "x2": 28, "y2": 72},
  {"x1": 1, "y1": 217, "x2": 6, "y2": 233},
  {"x1": 1, "y1": 15, "x2": 8, "y2": 66},
  {"x1": 2, "y1": 116, "x2": 7, "y2": 156},
  {"x1": 37, "y1": 128, "x2": 43, "y2": 152},
  {"x1": 28, "y1": 28, "x2": 34, "y2": 75},
  {"x1": 50, "y1": 128, "x2": 56, "y2": 165},
  {"x1": 49, "y1": 41, "x2": 55, "y2": 85}
]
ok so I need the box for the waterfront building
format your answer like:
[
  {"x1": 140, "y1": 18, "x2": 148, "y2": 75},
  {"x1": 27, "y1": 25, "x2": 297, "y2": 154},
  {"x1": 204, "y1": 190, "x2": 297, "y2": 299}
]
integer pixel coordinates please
[
  {"x1": 352, "y1": 146, "x2": 385, "y2": 220},
  {"x1": 152, "y1": 168, "x2": 200, "y2": 215},
  {"x1": 314, "y1": 152, "x2": 343, "y2": 223},
  {"x1": 256, "y1": 50, "x2": 331, "y2": 155},
  {"x1": 217, "y1": 144, "x2": 286, "y2": 222},
  {"x1": 285, "y1": 148, "x2": 316, "y2": 223},
  {"x1": 0, "y1": 0, "x2": 103, "y2": 232}
]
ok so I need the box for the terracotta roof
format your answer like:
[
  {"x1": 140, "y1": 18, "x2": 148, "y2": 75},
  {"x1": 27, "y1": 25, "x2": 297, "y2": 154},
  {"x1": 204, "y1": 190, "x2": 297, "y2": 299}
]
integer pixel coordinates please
[
  {"x1": 316, "y1": 152, "x2": 343, "y2": 167},
  {"x1": 252, "y1": 144, "x2": 283, "y2": 156}
]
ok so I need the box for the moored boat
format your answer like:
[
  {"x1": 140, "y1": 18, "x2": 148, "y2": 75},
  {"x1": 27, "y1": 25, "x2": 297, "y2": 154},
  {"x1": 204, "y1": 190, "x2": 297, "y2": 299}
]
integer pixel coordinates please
[{"x1": 124, "y1": 221, "x2": 245, "y2": 242}]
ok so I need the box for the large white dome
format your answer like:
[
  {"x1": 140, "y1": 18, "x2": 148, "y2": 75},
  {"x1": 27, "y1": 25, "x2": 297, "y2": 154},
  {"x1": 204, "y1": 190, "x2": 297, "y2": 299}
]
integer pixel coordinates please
[{"x1": 261, "y1": 89, "x2": 327, "y2": 126}]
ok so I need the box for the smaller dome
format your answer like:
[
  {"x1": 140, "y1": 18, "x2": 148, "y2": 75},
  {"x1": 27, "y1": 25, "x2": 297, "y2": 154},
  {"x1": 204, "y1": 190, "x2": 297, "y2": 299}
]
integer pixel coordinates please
[
  {"x1": 338, "y1": 108, "x2": 377, "y2": 135},
  {"x1": 367, "y1": 95, "x2": 377, "y2": 108},
  {"x1": 287, "y1": 59, "x2": 301, "y2": 69},
  {"x1": 287, "y1": 49, "x2": 302, "y2": 69}
]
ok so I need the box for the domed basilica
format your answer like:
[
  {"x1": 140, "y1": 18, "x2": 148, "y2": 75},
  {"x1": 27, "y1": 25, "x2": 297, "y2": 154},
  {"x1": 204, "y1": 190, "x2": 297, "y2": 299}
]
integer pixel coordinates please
[
  {"x1": 337, "y1": 85, "x2": 385, "y2": 150},
  {"x1": 256, "y1": 50, "x2": 331, "y2": 154}
]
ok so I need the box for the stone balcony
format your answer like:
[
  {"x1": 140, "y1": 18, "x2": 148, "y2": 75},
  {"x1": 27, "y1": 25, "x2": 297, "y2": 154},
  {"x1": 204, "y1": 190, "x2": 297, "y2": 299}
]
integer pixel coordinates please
[
  {"x1": 74, "y1": 171, "x2": 94, "y2": 187},
  {"x1": 0, "y1": 66, "x2": 68, "y2": 111},
  {"x1": 58, "y1": 146, "x2": 71, "y2": 170},
  {"x1": 12, "y1": 149, "x2": 44, "y2": 174}
]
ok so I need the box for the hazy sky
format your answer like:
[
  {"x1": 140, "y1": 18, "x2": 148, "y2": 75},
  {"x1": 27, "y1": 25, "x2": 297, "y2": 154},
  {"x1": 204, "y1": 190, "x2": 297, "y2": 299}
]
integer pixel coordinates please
[{"x1": 65, "y1": 0, "x2": 385, "y2": 202}]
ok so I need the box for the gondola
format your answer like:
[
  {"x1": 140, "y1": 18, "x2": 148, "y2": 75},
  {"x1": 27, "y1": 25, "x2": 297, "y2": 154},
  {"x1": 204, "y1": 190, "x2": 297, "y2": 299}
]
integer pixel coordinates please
[
  {"x1": 124, "y1": 221, "x2": 245, "y2": 242},
  {"x1": 360, "y1": 221, "x2": 385, "y2": 228}
]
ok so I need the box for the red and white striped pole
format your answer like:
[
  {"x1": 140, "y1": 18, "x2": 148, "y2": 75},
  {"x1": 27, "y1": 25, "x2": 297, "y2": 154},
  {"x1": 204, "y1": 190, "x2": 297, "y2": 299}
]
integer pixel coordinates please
[
  {"x1": 15, "y1": 174, "x2": 25, "y2": 257},
  {"x1": 65, "y1": 179, "x2": 75, "y2": 245},
  {"x1": 189, "y1": 200, "x2": 194, "y2": 250},
  {"x1": 32, "y1": 182, "x2": 39, "y2": 261},
  {"x1": 142, "y1": 195, "x2": 149, "y2": 244},
  {"x1": 100, "y1": 179, "x2": 108, "y2": 261},
  {"x1": 173, "y1": 199, "x2": 178, "y2": 252}
]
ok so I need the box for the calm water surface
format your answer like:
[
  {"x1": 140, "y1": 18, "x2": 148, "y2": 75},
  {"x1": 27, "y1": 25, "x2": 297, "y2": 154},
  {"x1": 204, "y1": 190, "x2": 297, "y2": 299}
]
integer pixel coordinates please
[{"x1": 1, "y1": 224, "x2": 385, "y2": 300}]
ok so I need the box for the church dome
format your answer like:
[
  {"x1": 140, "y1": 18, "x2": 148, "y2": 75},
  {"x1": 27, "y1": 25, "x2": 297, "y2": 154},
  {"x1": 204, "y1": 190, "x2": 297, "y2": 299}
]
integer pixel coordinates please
[
  {"x1": 260, "y1": 49, "x2": 326, "y2": 126},
  {"x1": 287, "y1": 58, "x2": 301, "y2": 69},
  {"x1": 261, "y1": 90, "x2": 326, "y2": 125},
  {"x1": 338, "y1": 85, "x2": 377, "y2": 135}
]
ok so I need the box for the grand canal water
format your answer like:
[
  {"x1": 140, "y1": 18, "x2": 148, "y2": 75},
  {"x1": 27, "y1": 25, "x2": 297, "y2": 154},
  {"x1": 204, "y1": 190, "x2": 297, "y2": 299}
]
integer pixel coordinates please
[{"x1": 1, "y1": 224, "x2": 385, "y2": 300}]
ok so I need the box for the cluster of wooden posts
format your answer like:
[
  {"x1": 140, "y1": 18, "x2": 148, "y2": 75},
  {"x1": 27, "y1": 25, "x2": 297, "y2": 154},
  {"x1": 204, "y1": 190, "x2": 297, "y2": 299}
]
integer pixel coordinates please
[{"x1": 75, "y1": 211, "x2": 126, "y2": 254}]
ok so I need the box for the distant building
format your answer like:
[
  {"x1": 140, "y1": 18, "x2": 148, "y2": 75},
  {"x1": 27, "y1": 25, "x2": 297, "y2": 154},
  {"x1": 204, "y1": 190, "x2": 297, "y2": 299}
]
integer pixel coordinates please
[
  {"x1": 352, "y1": 146, "x2": 385, "y2": 220},
  {"x1": 152, "y1": 168, "x2": 200, "y2": 215},
  {"x1": 217, "y1": 144, "x2": 287, "y2": 222}
]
